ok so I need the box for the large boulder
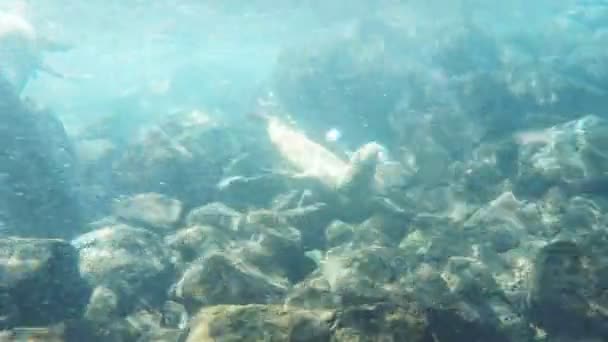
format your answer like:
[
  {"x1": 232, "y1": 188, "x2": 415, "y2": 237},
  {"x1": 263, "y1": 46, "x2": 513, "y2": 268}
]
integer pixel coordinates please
[
  {"x1": 71, "y1": 223, "x2": 175, "y2": 313},
  {"x1": 515, "y1": 115, "x2": 608, "y2": 198},
  {"x1": 111, "y1": 192, "x2": 184, "y2": 234},
  {"x1": 0, "y1": 82, "x2": 84, "y2": 238}
]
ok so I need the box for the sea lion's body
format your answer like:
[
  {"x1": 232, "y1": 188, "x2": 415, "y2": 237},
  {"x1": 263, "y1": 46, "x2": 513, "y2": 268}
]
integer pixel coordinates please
[
  {"x1": 262, "y1": 114, "x2": 384, "y2": 197},
  {"x1": 265, "y1": 115, "x2": 349, "y2": 190},
  {"x1": 0, "y1": 11, "x2": 69, "y2": 93}
]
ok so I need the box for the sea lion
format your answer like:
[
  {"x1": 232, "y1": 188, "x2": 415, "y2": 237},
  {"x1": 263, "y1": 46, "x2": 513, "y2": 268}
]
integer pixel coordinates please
[
  {"x1": 0, "y1": 10, "x2": 72, "y2": 93},
  {"x1": 250, "y1": 103, "x2": 387, "y2": 200}
]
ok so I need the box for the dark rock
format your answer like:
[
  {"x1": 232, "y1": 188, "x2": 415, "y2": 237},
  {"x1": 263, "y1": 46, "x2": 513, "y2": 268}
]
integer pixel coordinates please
[
  {"x1": 160, "y1": 301, "x2": 188, "y2": 329},
  {"x1": 489, "y1": 228, "x2": 521, "y2": 254},
  {"x1": 527, "y1": 240, "x2": 608, "y2": 340},
  {"x1": 0, "y1": 86, "x2": 84, "y2": 238},
  {"x1": 0, "y1": 238, "x2": 90, "y2": 328},
  {"x1": 427, "y1": 302, "x2": 512, "y2": 342}
]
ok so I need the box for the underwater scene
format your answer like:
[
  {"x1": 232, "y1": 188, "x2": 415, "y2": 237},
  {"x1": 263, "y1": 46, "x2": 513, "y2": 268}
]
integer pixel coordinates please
[{"x1": 1, "y1": 0, "x2": 608, "y2": 341}]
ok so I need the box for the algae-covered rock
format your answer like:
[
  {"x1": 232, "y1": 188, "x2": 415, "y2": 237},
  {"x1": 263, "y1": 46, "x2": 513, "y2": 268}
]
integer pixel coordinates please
[
  {"x1": 442, "y1": 256, "x2": 502, "y2": 299},
  {"x1": 85, "y1": 308, "x2": 182, "y2": 342},
  {"x1": 72, "y1": 224, "x2": 174, "y2": 311},
  {"x1": 137, "y1": 328, "x2": 186, "y2": 342},
  {"x1": 332, "y1": 302, "x2": 431, "y2": 342},
  {"x1": 303, "y1": 245, "x2": 407, "y2": 308},
  {"x1": 464, "y1": 192, "x2": 534, "y2": 232},
  {"x1": 232, "y1": 222, "x2": 316, "y2": 283},
  {"x1": 397, "y1": 229, "x2": 534, "y2": 341},
  {"x1": 434, "y1": 256, "x2": 531, "y2": 340},
  {"x1": 285, "y1": 276, "x2": 338, "y2": 310},
  {"x1": 112, "y1": 192, "x2": 183, "y2": 233},
  {"x1": 164, "y1": 224, "x2": 232, "y2": 267},
  {"x1": 515, "y1": 115, "x2": 608, "y2": 198},
  {"x1": 186, "y1": 304, "x2": 333, "y2": 342},
  {"x1": 185, "y1": 302, "x2": 431, "y2": 341},
  {"x1": 324, "y1": 215, "x2": 400, "y2": 252},
  {"x1": 185, "y1": 202, "x2": 243, "y2": 231},
  {"x1": 110, "y1": 109, "x2": 246, "y2": 207},
  {"x1": 172, "y1": 251, "x2": 289, "y2": 314},
  {"x1": 463, "y1": 191, "x2": 545, "y2": 246},
  {"x1": 398, "y1": 225, "x2": 473, "y2": 266},
  {"x1": 257, "y1": 200, "x2": 334, "y2": 250},
  {"x1": 402, "y1": 261, "x2": 524, "y2": 341}
]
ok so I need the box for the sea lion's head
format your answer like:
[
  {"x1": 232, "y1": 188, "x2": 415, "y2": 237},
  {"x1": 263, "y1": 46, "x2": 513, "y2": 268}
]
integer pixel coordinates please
[{"x1": 0, "y1": 11, "x2": 41, "y2": 92}]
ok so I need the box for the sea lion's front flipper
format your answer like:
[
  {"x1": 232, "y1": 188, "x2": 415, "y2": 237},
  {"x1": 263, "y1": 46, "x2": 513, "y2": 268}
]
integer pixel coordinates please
[
  {"x1": 39, "y1": 63, "x2": 93, "y2": 82},
  {"x1": 38, "y1": 36, "x2": 73, "y2": 52},
  {"x1": 38, "y1": 63, "x2": 65, "y2": 79}
]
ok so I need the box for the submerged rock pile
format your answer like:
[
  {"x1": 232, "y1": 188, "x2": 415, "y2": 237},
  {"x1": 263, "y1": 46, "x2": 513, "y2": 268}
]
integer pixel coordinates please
[{"x1": 2, "y1": 4, "x2": 608, "y2": 342}]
